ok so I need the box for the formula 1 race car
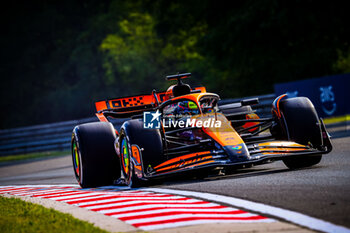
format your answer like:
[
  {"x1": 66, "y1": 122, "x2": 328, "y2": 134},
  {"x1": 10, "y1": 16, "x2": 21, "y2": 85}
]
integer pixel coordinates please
[{"x1": 71, "y1": 73, "x2": 332, "y2": 188}]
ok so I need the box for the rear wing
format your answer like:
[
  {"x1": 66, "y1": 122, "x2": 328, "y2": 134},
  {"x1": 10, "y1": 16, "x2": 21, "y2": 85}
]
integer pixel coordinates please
[
  {"x1": 95, "y1": 86, "x2": 206, "y2": 120},
  {"x1": 95, "y1": 92, "x2": 168, "y2": 112},
  {"x1": 95, "y1": 92, "x2": 168, "y2": 120}
]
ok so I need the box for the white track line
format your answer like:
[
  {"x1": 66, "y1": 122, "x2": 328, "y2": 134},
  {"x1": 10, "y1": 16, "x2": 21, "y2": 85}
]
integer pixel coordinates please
[{"x1": 143, "y1": 188, "x2": 350, "y2": 233}]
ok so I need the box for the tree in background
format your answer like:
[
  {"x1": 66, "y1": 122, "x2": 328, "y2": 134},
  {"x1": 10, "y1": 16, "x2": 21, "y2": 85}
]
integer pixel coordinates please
[{"x1": 0, "y1": 0, "x2": 349, "y2": 128}]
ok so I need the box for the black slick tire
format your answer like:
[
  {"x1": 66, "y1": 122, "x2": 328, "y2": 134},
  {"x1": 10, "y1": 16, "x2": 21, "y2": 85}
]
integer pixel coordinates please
[
  {"x1": 278, "y1": 97, "x2": 323, "y2": 169},
  {"x1": 72, "y1": 122, "x2": 120, "y2": 188}
]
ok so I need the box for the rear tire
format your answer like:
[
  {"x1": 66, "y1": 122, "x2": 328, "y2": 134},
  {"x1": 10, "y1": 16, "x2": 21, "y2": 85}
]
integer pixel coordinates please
[
  {"x1": 221, "y1": 106, "x2": 260, "y2": 133},
  {"x1": 220, "y1": 106, "x2": 253, "y2": 119},
  {"x1": 72, "y1": 122, "x2": 120, "y2": 188},
  {"x1": 278, "y1": 97, "x2": 323, "y2": 169}
]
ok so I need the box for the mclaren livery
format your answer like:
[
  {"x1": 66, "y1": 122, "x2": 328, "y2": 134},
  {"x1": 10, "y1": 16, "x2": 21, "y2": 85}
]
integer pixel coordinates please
[{"x1": 72, "y1": 73, "x2": 332, "y2": 188}]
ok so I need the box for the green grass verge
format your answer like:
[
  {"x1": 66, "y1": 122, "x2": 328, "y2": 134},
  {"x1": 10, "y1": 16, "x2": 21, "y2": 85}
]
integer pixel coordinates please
[
  {"x1": 0, "y1": 196, "x2": 109, "y2": 233},
  {"x1": 0, "y1": 151, "x2": 70, "y2": 163}
]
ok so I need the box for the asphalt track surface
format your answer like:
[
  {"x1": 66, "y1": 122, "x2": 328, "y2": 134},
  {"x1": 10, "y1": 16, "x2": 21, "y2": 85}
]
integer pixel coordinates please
[{"x1": 0, "y1": 129, "x2": 349, "y2": 229}]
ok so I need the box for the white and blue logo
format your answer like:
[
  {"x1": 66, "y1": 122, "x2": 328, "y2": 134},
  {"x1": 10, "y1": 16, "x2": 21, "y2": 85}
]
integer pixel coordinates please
[
  {"x1": 143, "y1": 110, "x2": 161, "y2": 129},
  {"x1": 320, "y1": 85, "x2": 336, "y2": 116}
]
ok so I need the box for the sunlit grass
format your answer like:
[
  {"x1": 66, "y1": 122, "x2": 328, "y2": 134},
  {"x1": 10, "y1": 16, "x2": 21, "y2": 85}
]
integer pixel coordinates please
[
  {"x1": 0, "y1": 151, "x2": 69, "y2": 163},
  {"x1": 0, "y1": 196, "x2": 109, "y2": 233}
]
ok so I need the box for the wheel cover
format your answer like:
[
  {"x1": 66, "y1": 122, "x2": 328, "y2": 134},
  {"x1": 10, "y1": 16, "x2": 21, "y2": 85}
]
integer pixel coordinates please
[
  {"x1": 72, "y1": 140, "x2": 80, "y2": 177},
  {"x1": 121, "y1": 138, "x2": 130, "y2": 176}
]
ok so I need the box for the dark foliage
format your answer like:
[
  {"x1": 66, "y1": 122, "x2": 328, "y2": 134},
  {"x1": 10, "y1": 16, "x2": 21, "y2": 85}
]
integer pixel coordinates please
[{"x1": 0, "y1": 0, "x2": 349, "y2": 128}]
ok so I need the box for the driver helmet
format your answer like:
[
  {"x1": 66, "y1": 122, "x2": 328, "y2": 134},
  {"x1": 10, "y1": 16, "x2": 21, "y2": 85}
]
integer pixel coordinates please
[{"x1": 175, "y1": 101, "x2": 198, "y2": 115}]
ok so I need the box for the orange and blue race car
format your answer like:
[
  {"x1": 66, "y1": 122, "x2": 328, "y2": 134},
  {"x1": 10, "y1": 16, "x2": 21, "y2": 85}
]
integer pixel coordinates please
[{"x1": 71, "y1": 73, "x2": 332, "y2": 188}]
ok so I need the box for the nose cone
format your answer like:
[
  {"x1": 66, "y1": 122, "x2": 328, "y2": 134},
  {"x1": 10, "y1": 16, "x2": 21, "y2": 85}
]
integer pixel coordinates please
[{"x1": 223, "y1": 143, "x2": 250, "y2": 162}]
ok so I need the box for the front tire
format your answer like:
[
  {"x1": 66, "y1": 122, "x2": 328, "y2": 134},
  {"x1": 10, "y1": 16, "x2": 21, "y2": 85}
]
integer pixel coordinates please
[
  {"x1": 72, "y1": 122, "x2": 120, "y2": 188},
  {"x1": 283, "y1": 155, "x2": 322, "y2": 169},
  {"x1": 119, "y1": 119, "x2": 163, "y2": 187},
  {"x1": 277, "y1": 97, "x2": 323, "y2": 169}
]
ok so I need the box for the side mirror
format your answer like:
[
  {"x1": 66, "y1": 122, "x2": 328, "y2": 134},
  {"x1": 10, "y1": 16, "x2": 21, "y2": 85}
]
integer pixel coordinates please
[{"x1": 241, "y1": 98, "x2": 259, "y2": 106}]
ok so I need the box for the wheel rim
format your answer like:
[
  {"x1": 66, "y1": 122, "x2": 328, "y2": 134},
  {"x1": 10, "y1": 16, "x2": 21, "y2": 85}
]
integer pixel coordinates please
[
  {"x1": 121, "y1": 137, "x2": 130, "y2": 177},
  {"x1": 72, "y1": 139, "x2": 80, "y2": 178}
]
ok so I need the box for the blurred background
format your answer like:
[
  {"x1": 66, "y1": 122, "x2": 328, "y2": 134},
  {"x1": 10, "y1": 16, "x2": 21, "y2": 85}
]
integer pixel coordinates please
[{"x1": 1, "y1": 0, "x2": 349, "y2": 129}]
